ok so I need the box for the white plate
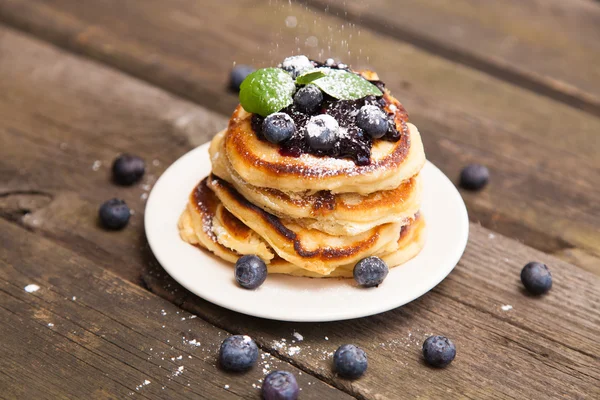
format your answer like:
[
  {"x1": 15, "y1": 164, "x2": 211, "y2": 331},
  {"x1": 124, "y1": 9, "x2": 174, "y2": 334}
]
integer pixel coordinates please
[{"x1": 145, "y1": 143, "x2": 468, "y2": 322}]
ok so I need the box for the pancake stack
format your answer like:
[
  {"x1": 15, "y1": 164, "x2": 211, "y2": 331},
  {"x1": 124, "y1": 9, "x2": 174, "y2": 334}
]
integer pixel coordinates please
[{"x1": 179, "y1": 67, "x2": 426, "y2": 278}]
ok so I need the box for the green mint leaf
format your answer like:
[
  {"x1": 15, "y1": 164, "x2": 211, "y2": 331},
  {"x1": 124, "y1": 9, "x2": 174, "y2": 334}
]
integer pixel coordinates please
[
  {"x1": 310, "y1": 70, "x2": 382, "y2": 100},
  {"x1": 295, "y1": 69, "x2": 327, "y2": 85},
  {"x1": 239, "y1": 68, "x2": 295, "y2": 116}
]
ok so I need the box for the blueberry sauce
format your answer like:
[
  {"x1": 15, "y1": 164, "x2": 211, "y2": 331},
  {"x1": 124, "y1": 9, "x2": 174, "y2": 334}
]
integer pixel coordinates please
[{"x1": 252, "y1": 89, "x2": 406, "y2": 166}]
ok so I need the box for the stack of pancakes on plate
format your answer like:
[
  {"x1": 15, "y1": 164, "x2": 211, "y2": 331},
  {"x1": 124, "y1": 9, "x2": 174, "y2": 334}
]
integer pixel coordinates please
[{"x1": 179, "y1": 70, "x2": 426, "y2": 278}]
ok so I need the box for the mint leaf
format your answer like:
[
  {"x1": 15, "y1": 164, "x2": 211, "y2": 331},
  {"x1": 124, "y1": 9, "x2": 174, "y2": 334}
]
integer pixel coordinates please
[
  {"x1": 295, "y1": 69, "x2": 327, "y2": 85},
  {"x1": 310, "y1": 70, "x2": 382, "y2": 100},
  {"x1": 239, "y1": 68, "x2": 296, "y2": 116}
]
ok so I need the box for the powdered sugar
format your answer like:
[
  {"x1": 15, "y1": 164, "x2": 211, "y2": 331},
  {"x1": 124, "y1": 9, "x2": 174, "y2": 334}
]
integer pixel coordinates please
[
  {"x1": 24, "y1": 284, "x2": 40, "y2": 293},
  {"x1": 501, "y1": 305, "x2": 513, "y2": 311},
  {"x1": 292, "y1": 331, "x2": 304, "y2": 342},
  {"x1": 281, "y1": 55, "x2": 314, "y2": 78},
  {"x1": 306, "y1": 114, "x2": 339, "y2": 139}
]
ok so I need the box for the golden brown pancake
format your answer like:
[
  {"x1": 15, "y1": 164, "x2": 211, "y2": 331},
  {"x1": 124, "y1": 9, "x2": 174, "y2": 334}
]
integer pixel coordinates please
[
  {"x1": 207, "y1": 175, "x2": 403, "y2": 275},
  {"x1": 223, "y1": 82, "x2": 426, "y2": 195},
  {"x1": 211, "y1": 129, "x2": 422, "y2": 235},
  {"x1": 178, "y1": 179, "x2": 426, "y2": 278}
]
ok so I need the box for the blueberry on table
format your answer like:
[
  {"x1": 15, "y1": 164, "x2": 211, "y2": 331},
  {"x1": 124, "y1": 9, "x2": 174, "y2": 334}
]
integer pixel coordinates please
[
  {"x1": 234, "y1": 255, "x2": 268, "y2": 289},
  {"x1": 459, "y1": 164, "x2": 489, "y2": 191},
  {"x1": 521, "y1": 262, "x2": 552, "y2": 295},
  {"x1": 333, "y1": 344, "x2": 368, "y2": 379},
  {"x1": 229, "y1": 64, "x2": 255, "y2": 92},
  {"x1": 262, "y1": 371, "x2": 299, "y2": 400},
  {"x1": 293, "y1": 84, "x2": 323, "y2": 114},
  {"x1": 98, "y1": 199, "x2": 130, "y2": 230},
  {"x1": 112, "y1": 154, "x2": 145, "y2": 186},
  {"x1": 219, "y1": 335, "x2": 259, "y2": 372},
  {"x1": 305, "y1": 114, "x2": 339, "y2": 150},
  {"x1": 262, "y1": 113, "x2": 296, "y2": 144},
  {"x1": 422, "y1": 335, "x2": 456, "y2": 368},
  {"x1": 353, "y1": 256, "x2": 389, "y2": 287},
  {"x1": 356, "y1": 105, "x2": 389, "y2": 139}
]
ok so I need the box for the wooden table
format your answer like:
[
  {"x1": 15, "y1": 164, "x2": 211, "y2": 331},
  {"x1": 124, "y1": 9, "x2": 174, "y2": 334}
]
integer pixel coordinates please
[{"x1": 1, "y1": 1, "x2": 598, "y2": 398}]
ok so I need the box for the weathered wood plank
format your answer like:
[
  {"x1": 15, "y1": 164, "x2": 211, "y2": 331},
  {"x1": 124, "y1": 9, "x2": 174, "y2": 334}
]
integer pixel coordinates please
[
  {"x1": 307, "y1": 0, "x2": 600, "y2": 115},
  {"x1": 0, "y1": 23, "x2": 597, "y2": 400},
  {"x1": 0, "y1": 0, "x2": 598, "y2": 264},
  {"x1": 0, "y1": 219, "x2": 353, "y2": 400}
]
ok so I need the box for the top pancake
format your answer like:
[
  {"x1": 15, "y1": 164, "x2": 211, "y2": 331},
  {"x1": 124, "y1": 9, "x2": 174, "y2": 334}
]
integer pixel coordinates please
[{"x1": 223, "y1": 76, "x2": 426, "y2": 195}]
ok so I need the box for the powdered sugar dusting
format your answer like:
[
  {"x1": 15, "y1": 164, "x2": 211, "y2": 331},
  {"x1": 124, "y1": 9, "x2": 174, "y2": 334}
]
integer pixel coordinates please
[
  {"x1": 24, "y1": 284, "x2": 40, "y2": 293},
  {"x1": 292, "y1": 331, "x2": 304, "y2": 342}
]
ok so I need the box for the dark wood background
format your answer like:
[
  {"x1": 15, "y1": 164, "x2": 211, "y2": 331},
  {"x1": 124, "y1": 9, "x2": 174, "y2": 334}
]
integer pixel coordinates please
[{"x1": 0, "y1": 0, "x2": 598, "y2": 398}]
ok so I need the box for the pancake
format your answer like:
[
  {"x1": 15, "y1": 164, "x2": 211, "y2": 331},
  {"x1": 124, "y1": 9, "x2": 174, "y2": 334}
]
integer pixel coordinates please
[
  {"x1": 207, "y1": 175, "x2": 407, "y2": 275},
  {"x1": 178, "y1": 178, "x2": 426, "y2": 278},
  {"x1": 224, "y1": 105, "x2": 425, "y2": 195},
  {"x1": 210, "y1": 129, "x2": 422, "y2": 235}
]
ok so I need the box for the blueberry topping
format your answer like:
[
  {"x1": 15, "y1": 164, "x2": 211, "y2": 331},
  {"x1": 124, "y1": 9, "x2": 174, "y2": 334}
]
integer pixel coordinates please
[
  {"x1": 521, "y1": 262, "x2": 552, "y2": 295},
  {"x1": 219, "y1": 335, "x2": 259, "y2": 372},
  {"x1": 460, "y1": 164, "x2": 489, "y2": 191},
  {"x1": 99, "y1": 199, "x2": 130, "y2": 230},
  {"x1": 356, "y1": 105, "x2": 388, "y2": 138},
  {"x1": 293, "y1": 84, "x2": 323, "y2": 114},
  {"x1": 353, "y1": 256, "x2": 389, "y2": 287},
  {"x1": 281, "y1": 55, "x2": 314, "y2": 78},
  {"x1": 262, "y1": 113, "x2": 296, "y2": 144},
  {"x1": 333, "y1": 344, "x2": 368, "y2": 379},
  {"x1": 234, "y1": 255, "x2": 268, "y2": 289},
  {"x1": 112, "y1": 154, "x2": 145, "y2": 186},
  {"x1": 422, "y1": 335, "x2": 456, "y2": 368},
  {"x1": 262, "y1": 371, "x2": 299, "y2": 400},
  {"x1": 305, "y1": 114, "x2": 339, "y2": 150},
  {"x1": 229, "y1": 64, "x2": 255, "y2": 92}
]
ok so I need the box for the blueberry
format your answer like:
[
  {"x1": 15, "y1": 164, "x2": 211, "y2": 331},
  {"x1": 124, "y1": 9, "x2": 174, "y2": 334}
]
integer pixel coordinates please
[
  {"x1": 99, "y1": 199, "x2": 130, "y2": 230},
  {"x1": 112, "y1": 154, "x2": 145, "y2": 186},
  {"x1": 422, "y1": 335, "x2": 456, "y2": 368},
  {"x1": 262, "y1": 371, "x2": 299, "y2": 400},
  {"x1": 235, "y1": 255, "x2": 268, "y2": 289},
  {"x1": 333, "y1": 344, "x2": 368, "y2": 379},
  {"x1": 356, "y1": 105, "x2": 388, "y2": 139},
  {"x1": 262, "y1": 113, "x2": 296, "y2": 144},
  {"x1": 293, "y1": 84, "x2": 323, "y2": 114},
  {"x1": 219, "y1": 335, "x2": 259, "y2": 372},
  {"x1": 521, "y1": 262, "x2": 552, "y2": 295},
  {"x1": 229, "y1": 64, "x2": 255, "y2": 92},
  {"x1": 353, "y1": 256, "x2": 389, "y2": 287},
  {"x1": 281, "y1": 55, "x2": 314, "y2": 78},
  {"x1": 305, "y1": 114, "x2": 339, "y2": 150},
  {"x1": 459, "y1": 164, "x2": 489, "y2": 191}
]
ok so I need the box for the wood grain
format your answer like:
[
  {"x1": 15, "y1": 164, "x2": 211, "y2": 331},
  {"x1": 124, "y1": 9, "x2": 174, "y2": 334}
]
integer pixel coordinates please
[
  {"x1": 0, "y1": 21, "x2": 597, "y2": 400},
  {"x1": 307, "y1": 0, "x2": 600, "y2": 115},
  {"x1": 0, "y1": 1, "x2": 598, "y2": 266},
  {"x1": 0, "y1": 219, "x2": 353, "y2": 400}
]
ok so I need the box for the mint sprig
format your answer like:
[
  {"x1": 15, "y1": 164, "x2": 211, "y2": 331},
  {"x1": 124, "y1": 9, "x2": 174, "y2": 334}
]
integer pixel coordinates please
[
  {"x1": 297, "y1": 69, "x2": 382, "y2": 100},
  {"x1": 240, "y1": 66, "x2": 383, "y2": 117},
  {"x1": 239, "y1": 68, "x2": 295, "y2": 117}
]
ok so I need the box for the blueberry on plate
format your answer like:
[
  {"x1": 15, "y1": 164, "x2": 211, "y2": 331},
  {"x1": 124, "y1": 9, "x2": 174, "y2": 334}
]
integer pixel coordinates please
[
  {"x1": 112, "y1": 154, "x2": 145, "y2": 186},
  {"x1": 219, "y1": 335, "x2": 259, "y2": 372},
  {"x1": 262, "y1": 113, "x2": 296, "y2": 144},
  {"x1": 422, "y1": 335, "x2": 456, "y2": 368},
  {"x1": 235, "y1": 255, "x2": 268, "y2": 289},
  {"x1": 293, "y1": 84, "x2": 323, "y2": 114},
  {"x1": 356, "y1": 105, "x2": 389, "y2": 139},
  {"x1": 459, "y1": 164, "x2": 489, "y2": 191},
  {"x1": 353, "y1": 256, "x2": 389, "y2": 287},
  {"x1": 521, "y1": 262, "x2": 552, "y2": 295},
  {"x1": 262, "y1": 371, "x2": 299, "y2": 400},
  {"x1": 333, "y1": 344, "x2": 368, "y2": 379},
  {"x1": 281, "y1": 55, "x2": 314, "y2": 78},
  {"x1": 229, "y1": 64, "x2": 255, "y2": 92},
  {"x1": 99, "y1": 199, "x2": 130, "y2": 230},
  {"x1": 305, "y1": 114, "x2": 339, "y2": 150}
]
